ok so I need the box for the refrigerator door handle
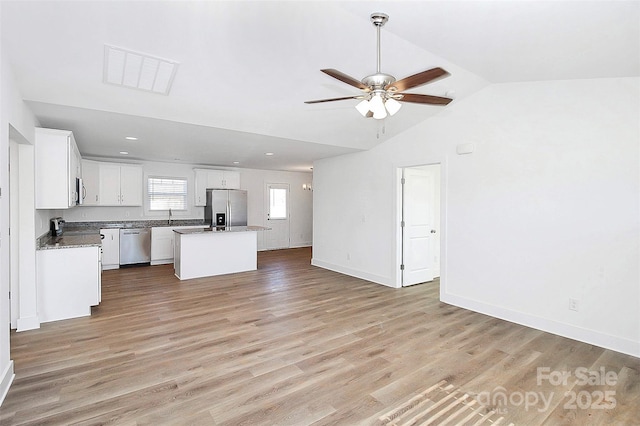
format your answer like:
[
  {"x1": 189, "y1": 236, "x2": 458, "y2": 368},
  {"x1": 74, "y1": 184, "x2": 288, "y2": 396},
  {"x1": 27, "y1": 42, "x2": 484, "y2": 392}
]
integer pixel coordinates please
[{"x1": 227, "y1": 200, "x2": 231, "y2": 227}]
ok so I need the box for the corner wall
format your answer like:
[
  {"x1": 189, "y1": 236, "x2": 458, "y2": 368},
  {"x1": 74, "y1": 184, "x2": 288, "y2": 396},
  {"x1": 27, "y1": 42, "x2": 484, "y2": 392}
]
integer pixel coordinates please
[
  {"x1": 1, "y1": 9, "x2": 40, "y2": 403},
  {"x1": 312, "y1": 77, "x2": 640, "y2": 357}
]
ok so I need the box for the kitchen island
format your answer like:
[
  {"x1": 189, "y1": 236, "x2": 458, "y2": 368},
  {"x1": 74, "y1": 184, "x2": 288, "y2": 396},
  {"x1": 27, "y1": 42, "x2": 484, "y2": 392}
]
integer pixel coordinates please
[{"x1": 173, "y1": 226, "x2": 269, "y2": 280}]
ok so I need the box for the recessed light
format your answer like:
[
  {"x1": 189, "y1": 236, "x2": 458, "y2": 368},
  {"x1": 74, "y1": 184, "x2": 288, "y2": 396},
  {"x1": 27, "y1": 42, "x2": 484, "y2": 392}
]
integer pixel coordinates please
[
  {"x1": 119, "y1": 151, "x2": 129, "y2": 155},
  {"x1": 265, "y1": 152, "x2": 274, "y2": 156},
  {"x1": 125, "y1": 136, "x2": 138, "y2": 141},
  {"x1": 233, "y1": 161, "x2": 240, "y2": 164}
]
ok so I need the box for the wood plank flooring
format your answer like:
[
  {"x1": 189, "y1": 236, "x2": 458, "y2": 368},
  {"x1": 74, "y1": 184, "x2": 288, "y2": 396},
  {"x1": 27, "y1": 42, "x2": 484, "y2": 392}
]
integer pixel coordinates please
[{"x1": 2, "y1": 247, "x2": 639, "y2": 425}]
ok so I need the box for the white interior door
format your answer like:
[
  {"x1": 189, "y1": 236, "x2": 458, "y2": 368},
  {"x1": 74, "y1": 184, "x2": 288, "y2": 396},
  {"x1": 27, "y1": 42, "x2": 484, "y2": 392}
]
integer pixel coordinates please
[
  {"x1": 264, "y1": 183, "x2": 290, "y2": 250},
  {"x1": 402, "y1": 167, "x2": 437, "y2": 286}
]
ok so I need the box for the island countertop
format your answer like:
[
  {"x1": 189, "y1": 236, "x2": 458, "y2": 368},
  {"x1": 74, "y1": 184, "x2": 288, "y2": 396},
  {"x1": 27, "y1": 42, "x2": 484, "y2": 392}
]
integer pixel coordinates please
[{"x1": 173, "y1": 226, "x2": 270, "y2": 235}]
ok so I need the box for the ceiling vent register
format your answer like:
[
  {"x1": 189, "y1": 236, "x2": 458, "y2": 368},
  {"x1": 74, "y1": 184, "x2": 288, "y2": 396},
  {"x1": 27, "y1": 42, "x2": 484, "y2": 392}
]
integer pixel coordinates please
[{"x1": 103, "y1": 45, "x2": 179, "y2": 95}]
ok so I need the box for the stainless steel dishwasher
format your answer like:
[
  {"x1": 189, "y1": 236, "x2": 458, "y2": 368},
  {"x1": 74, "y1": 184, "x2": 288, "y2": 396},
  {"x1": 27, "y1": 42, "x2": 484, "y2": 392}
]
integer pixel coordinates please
[{"x1": 119, "y1": 228, "x2": 151, "y2": 266}]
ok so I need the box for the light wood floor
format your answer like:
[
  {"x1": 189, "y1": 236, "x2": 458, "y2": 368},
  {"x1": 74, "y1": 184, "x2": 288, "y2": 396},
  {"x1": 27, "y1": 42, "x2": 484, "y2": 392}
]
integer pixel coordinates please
[{"x1": 2, "y1": 248, "x2": 639, "y2": 425}]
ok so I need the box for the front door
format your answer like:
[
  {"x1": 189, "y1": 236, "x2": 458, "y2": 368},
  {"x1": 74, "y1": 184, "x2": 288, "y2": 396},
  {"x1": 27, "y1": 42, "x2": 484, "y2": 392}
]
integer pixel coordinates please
[
  {"x1": 264, "y1": 183, "x2": 290, "y2": 250},
  {"x1": 402, "y1": 167, "x2": 437, "y2": 286}
]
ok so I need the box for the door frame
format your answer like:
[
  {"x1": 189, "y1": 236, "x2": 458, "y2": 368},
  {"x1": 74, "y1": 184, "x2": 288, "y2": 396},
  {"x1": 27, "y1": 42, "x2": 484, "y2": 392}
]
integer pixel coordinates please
[{"x1": 395, "y1": 160, "x2": 447, "y2": 292}]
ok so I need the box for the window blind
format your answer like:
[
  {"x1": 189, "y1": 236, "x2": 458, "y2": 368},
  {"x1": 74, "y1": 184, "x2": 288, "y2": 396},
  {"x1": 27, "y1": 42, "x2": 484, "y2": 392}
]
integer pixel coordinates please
[{"x1": 148, "y1": 177, "x2": 187, "y2": 210}]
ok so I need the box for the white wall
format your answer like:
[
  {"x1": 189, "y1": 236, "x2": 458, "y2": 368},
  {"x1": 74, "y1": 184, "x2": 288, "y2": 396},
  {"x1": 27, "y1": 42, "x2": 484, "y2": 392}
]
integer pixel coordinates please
[
  {"x1": 60, "y1": 160, "x2": 313, "y2": 250},
  {"x1": 313, "y1": 77, "x2": 640, "y2": 357},
  {"x1": 0, "y1": 15, "x2": 41, "y2": 402}
]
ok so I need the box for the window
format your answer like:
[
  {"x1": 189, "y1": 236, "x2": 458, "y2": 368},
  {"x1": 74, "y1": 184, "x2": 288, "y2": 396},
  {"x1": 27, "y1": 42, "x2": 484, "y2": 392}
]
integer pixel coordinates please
[
  {"x1": 268, "y1": 187, "x2": 287, "y2": 219},
  {"x1": 148, "y1": 177, "x2": 187, "y2": 210}
]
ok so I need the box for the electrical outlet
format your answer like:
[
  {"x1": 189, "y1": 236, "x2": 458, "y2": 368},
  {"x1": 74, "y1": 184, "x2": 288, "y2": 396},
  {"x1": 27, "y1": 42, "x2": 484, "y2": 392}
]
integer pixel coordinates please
[{"x1": 569, "y1": 298, "x2": 579, "y2": 311}]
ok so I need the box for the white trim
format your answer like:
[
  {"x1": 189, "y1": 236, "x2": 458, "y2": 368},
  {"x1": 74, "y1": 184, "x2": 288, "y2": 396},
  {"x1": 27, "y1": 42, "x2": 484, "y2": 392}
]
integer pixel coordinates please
[
  {"x1": 16, "y1": 315, "x2": 40, "y2": 332},
  {"x1": 311, "y1": 258, "x2": 396, "y2": 288},
  {"x1": 442, "y1": 293, "x2": 640, "y2": 358},
  {"x1": 289, "y1": 242, "x2": 312, "y2": 249},
  {"x1": 0, "y1": 361, "x2": 15, "y2": 406}
]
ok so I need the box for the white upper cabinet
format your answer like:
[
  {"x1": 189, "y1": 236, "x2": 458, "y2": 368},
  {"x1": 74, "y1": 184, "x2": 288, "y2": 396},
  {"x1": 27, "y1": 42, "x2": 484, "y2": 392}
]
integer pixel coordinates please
[
  {"x1": 120, "y1": 165, "x2": 143, "y2": 206},
  {"x1": 98, "y1": 162, "x2": 143, "y2": 206},
  {"x1": 193, "y1": 168, "x2": 241, "y2": 206},
  {"x1": 81, "y1": 159, "x2": 100, "y2": 206},
  {"x1": 35, "y1": 128, "x2": 82, "y2": 209}
]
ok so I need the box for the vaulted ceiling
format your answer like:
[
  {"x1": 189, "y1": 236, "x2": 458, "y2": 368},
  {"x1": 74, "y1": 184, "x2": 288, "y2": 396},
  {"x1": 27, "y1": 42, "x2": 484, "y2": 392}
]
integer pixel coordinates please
[{"x1": 2, "y1": 1, "x2": 638, "y2": 171}]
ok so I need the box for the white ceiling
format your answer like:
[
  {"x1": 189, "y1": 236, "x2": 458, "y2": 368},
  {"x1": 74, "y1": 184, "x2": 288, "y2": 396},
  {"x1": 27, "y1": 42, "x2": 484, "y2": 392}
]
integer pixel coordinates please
[{"x1": 2, "y1": 1, "x2": 638, "y2": 172}]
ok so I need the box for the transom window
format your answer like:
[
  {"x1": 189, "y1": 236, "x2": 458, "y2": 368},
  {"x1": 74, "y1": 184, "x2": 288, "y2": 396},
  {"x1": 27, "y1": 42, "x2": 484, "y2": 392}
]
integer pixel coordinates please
[{"x1": 148, "y1": 177, "x2": 187, "y2": 210}]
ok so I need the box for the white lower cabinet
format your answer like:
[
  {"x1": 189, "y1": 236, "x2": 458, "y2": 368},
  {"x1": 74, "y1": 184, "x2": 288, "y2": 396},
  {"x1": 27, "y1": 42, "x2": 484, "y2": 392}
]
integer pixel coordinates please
[
  {"x1": 37, "y1": 246, "x2": 101, "y2": 323},
  {"x1": 100, "y1": 228, "x2": 120, "y2": 270},
  {"x1": 151, "y1": 225, "x2": 206, "y2": 265}
]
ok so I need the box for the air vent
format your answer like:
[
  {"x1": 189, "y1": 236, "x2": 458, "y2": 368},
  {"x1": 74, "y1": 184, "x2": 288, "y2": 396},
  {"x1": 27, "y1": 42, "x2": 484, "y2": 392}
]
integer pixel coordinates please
[{"x1": 103, "y1": 45, "x2": 179, "y2": 95}]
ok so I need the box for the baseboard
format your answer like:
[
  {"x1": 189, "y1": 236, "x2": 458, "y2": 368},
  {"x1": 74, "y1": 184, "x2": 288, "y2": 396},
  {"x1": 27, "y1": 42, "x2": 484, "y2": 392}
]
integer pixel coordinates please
[
  {"x1": 441, "y1": 293, "x2": 640, "y2": 358},
  {"x1": 150, "y1": 259, "x2": 172, "y2": 266},
  {"x1": 311, "y1": 258, "x2": 396, "y2": 288},
  {"x1": 16, "y1": 315, "x2": 40, "y2": 332},
  {"x1": 102, "y1": 264, "x2": 119, "y2": 271},
  {"x1": 0, "y1": 361, "x2": 15, "y2": 407},
  {"x1": 289, "y1": 243, "x2": 312, "y2": 249}
]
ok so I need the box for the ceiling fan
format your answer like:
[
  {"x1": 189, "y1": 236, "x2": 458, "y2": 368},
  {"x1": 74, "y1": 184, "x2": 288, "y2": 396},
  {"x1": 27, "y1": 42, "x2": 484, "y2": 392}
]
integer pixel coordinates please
[{"x1": 305, "y1": 13, "x2": 453, "y2": 120}]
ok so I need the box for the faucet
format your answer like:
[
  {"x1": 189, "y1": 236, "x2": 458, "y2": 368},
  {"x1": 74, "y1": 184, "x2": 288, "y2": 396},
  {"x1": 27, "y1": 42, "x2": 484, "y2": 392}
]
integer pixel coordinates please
[{"x1": 168, "y1": 208, "x2": 172, "y2": 225}]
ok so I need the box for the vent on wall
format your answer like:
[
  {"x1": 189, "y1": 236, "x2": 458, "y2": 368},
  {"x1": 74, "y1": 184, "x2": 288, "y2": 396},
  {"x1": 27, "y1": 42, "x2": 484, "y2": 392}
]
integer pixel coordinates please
[{"x1": 103, "y1": 45, "x2": 179, "y2": 95}]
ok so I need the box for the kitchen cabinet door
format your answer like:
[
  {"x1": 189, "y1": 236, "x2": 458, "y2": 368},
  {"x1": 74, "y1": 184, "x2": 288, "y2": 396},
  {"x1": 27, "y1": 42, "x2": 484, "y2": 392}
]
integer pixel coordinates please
[
  {"x1": 206, "y1": 170, "x2": 225, "y2": 189},
  {"x1": 151, "y1": 227, "x2": 174, "y2": 265},
  {"x1": 37, "y1": 246, "x2": 100, "y2": 322},
  {"x1": 207, "y1": 170, "x2": 240, "y2": 189},
  {"x1": 98, "y1": 163, "x2": 143, "y2": 206},
  {"x1": 194, "y1": 169, "x2": 241, "y2": 206},
  {"x1": 35, "y1": 128, "x2": 81, "y2": 209},
  {"x1": 99, "y1": 164, "x2": 121, "y2": 206},
  {"x1": 119, "y1": 165, "x2": 143, "y2": 206},
  {"x1": 100, "y1": 228, "x2": 120, "y2": 269},
  {"x1": 194, "y1": 169, "x2": 209, "y2": 206},
  {"x1": 81, "y1": 159, "x2": 100, "y2": 205}
]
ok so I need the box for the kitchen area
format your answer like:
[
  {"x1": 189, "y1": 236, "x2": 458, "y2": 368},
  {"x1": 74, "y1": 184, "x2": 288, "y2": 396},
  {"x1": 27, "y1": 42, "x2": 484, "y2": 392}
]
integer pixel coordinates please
[{"x1": 28, "y1": 127, "x2": 313, "y2": 327}]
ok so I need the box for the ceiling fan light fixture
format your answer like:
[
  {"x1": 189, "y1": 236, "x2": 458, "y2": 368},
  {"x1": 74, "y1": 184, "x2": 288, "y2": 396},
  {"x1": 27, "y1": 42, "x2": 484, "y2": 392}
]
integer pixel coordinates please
[
  {"x1": 385, "y1": 97, "x2": 402, "y2": 116},
  {"x1": 355, "y1": 99, "x2": 371, "y2": 116},
  {"x1": 369, "y1": 93, "x2": 387, "y2": 119}
]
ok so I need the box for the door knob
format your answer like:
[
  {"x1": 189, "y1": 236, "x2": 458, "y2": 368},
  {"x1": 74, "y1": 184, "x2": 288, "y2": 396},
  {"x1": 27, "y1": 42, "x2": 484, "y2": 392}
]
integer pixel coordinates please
[{"x1": 430, "y1": 229, "x2": 437, "y2": 234}]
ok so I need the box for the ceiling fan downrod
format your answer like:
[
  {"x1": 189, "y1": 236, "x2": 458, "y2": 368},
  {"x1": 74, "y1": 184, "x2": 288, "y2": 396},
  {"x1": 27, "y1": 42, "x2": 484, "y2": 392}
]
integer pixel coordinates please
[
  {"x1": 362, "y1": 13, "x2": 395, "y2": 91},
  {"x1": 370, "y1": 13, "x2": 388, "y2": 75}
]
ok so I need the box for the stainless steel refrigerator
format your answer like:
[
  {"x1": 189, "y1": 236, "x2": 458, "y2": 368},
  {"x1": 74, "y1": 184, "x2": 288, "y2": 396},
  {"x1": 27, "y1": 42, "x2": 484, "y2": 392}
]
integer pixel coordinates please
[{"x1": 205, "y1": 189, "x2": 248, "y2": 227}]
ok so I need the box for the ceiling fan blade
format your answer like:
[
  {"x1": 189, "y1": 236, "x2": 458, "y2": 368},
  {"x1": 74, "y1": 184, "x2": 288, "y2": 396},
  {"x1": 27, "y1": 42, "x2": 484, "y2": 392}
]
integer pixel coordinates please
[
  {"x1": 321, "y1": 69, "x2": 369, "y2": 91},
  {"x1": 398, "y1": 93, "x2": 453, "y2": 105},
  {"x1": 386, "y1": 67, "x2": 450, "y2": 92},
  {"x1": 304, "y1": 95, "x2": 362, "y2": 104}
]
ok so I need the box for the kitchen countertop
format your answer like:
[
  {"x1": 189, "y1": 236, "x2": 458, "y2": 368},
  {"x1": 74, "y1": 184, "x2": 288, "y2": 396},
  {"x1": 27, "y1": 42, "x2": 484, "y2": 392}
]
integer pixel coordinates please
[
  {"x1": 37, "y1": 231, "x2": 102, "y2": 250},
  {"x1": 174, "y1": 226, "x2": 270, "y2": 235}
]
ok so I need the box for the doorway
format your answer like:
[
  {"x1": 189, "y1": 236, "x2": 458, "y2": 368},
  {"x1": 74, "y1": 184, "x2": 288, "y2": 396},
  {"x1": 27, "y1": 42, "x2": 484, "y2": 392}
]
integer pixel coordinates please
[
  {"x1": 400, "y1": 164, "x2": 441, "y2": 287},
  {"x1": 8, "y1": 128, "x2": 38, "y2": 331},
  {"x1": 264, "y1": 183, "x2": 290, "y2": 250}
]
